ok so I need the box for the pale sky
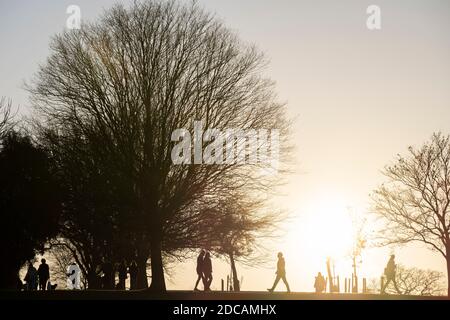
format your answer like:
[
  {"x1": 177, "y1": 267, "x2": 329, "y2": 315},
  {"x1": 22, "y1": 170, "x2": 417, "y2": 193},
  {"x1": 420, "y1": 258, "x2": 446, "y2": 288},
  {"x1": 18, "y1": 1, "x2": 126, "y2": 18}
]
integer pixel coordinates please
[{"x1": 2, "y1": 0, "x2": 450, "y2": 292}]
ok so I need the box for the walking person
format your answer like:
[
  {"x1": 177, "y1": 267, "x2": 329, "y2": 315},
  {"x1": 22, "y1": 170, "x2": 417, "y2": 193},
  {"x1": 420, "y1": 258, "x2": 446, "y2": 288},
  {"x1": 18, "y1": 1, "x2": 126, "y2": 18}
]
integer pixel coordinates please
[
  {"x1": 194, "y1": 250, "x2": 205, "y2": 291},
  {"x1": 203, "y1": 251, "x2": 213, "y2": 291},
  {"x1": 24, "y1": 261, "x2": 38, "y2": 291},
  {"x1": 37, "y1": 258, "x2": 50, "y2": 291},
  {"x1": 101, "y1": 260, "x2": 114, "y2": 290},
  {"x1": 381, "y1": 254, "x2": 400, "y2": 294},
  {"x1": 118, "y1": 260, "x2": 128, "y2": 290},
  {"x1": 129, "y1": 261, "x2": 138, "y2": 290},
  {"x1": 268, "y1": 252, "x2": 291, "y2": 293}
]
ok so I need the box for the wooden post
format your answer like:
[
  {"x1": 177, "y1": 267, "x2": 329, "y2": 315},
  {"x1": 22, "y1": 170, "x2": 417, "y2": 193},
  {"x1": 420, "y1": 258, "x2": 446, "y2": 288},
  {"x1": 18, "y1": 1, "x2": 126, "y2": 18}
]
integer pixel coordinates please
[
  {"x1": 363, "y1": 278, "x2": 366, "y2": 293},
  {"x1": 337, "y1": 276, "x2": 340, "y2": 293},
  {"x1": 221, "y1": 279, "x2": 224, "y2": 292},
  {"x1": 344, "y1": 278, "x2": 347, "y2": 293},
  {"x1": 227, "y1": 275, "x2": 230, "y2": 291},
  {"x1": 351, "y1": 274, "x2": 353, "y2": 293},
  {"x1": 326, "y1": 258, "x2": 333, "y2": 293}
]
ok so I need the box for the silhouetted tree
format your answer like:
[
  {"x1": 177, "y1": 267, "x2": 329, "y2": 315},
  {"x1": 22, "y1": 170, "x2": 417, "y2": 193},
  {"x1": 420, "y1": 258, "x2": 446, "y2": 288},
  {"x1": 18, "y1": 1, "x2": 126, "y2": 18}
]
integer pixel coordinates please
[
  {"x1": 348, "y1": 208, "x2": 367, "y2": 293},
  {"x1": 196, "y1": 193, "x2": 284, "y2": 292},
  {"x1": 48, "y1": 240, "x2": 88, "y2": 289},
  {"x1": 384, "y1": 265, "x2": 445, "y2": 296},
  {"x1": 0, "y1": 131, "x2": 60, "y2": 289},
  {"x1": 29, "y1": 0, "x2": 289, "y2": 292},
  {"x1": 38, "y1": 127, "x2": 137, "y2": 289},
  {"x1": 0, "y1": 97, "x2": 15, "y2": 138},
  {"x1": 373, "y1": 133, "x2": 450, "y2": 296}
]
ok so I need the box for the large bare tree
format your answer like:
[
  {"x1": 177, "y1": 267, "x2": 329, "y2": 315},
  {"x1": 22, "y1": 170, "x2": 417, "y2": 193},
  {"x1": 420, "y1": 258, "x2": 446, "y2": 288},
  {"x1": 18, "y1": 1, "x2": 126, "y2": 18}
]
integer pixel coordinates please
[
  {"x1": 29, "y1": 0, "x2": 290, "y2": 292},
  {"x1": 372, "y1": 133, "x2": 450, "y2": 296}
]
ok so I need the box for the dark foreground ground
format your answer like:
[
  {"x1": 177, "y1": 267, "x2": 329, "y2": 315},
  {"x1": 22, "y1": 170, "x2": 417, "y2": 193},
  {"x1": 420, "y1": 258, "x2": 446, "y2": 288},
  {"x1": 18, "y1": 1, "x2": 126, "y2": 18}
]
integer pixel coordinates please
[{"x1": 0, "y1": 290, "x2": 448, "y2": 300}]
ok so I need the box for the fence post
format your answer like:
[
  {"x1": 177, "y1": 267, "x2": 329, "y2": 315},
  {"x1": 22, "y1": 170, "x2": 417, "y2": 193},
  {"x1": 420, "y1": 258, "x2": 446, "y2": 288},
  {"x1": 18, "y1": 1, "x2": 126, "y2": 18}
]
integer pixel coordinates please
[
  {"x1": 337, "y1": 276, "x2": 340, "y2": 293},
  {"x1": 221, "y1": 279, "x2": 224, "y2": 292}
]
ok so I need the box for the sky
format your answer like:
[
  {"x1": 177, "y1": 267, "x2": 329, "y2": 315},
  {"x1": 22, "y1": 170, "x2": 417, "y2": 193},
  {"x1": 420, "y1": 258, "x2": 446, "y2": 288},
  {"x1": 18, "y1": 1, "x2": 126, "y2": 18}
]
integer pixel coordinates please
[{"x1": 2, "y1": 0, "x2": 450, "y2": 292}]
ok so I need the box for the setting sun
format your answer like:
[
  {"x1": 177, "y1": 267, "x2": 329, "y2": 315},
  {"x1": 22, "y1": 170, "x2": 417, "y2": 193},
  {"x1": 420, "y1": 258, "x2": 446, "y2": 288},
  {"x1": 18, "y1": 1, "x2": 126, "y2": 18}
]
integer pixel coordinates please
[{"x1": 289, "y1": 193, "x2": 356, "y2": 265}]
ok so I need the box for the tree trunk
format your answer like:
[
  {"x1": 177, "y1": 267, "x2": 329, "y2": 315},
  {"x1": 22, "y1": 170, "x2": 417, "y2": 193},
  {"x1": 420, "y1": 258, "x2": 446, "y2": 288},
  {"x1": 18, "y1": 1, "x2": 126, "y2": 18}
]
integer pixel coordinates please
[
  {"x1": 136, "y1": 255, "x2": 149, "y2": 289},
  {"x1": 148, "y1": 232, "x2": 166, "y2": 293},
  {"x1": 446, "y1": 256, "x2": 450, "y2": 297},
  {"x1": 229, "y1": 252, "x2": 240, "y2": 292},
  {"x1": 352, "y1": 256, "x2": 358, "y2": 293}
]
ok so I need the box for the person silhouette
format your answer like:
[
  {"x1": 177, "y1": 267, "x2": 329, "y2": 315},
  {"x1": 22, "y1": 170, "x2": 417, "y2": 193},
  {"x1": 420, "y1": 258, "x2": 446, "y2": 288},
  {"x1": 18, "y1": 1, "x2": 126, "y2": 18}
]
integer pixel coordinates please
[
  {"x1": 268, "y1": 252, "x2": 291, "y2": 293},
  {"x1": 118, "y1": 260, "x2": 128, "y2": 290},
  {"x1": 24, "y1": 261, "x2": 38, "y2": 291},
  {"x1": 129, "y1": 261, "x2": 138, "y2": 290},
  {"x1": 101, "y1": 260, "x2": 114, "y2": 289},
  {"x1": 194, "y1": 250, "x2": 206, "y2": 291},
  {"x1": 381, "y1": 254, "x2": 399, "y2": 294},
  {"x1": 314, "y1": 272, "x2": 326, "y2": 293},
  {"x1": 203, "y1": 251, "x2": 213, "y2": 291},
  {"x1": 37, "y1": 258, "x2": 50, "y2": 291}
]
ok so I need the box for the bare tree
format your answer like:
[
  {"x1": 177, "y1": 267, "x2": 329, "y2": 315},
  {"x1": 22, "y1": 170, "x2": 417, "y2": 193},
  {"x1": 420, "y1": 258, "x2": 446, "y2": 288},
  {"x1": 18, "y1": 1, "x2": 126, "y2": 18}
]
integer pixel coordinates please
[
  {"x1": 384, "y1": 265, "x2": 445, "y2": 296},
  {"x1": 0, "y1": 97, "x2": 15, "y2": 138},
  {"x1": 48, "y1": 241, "x2": 88, "y2": 289},
  {"x1": 29, "y1": 0, "x2": 290, "y2": 292},
  {"x1": 195, "y1": 192, "x2": 285, "y2": 291},
  {"x1": 347, "y1": 208, "x2": 367, "y2": 293},
  {"x1": 372, "y1": 133, "x2": 450, "y2": 296}
]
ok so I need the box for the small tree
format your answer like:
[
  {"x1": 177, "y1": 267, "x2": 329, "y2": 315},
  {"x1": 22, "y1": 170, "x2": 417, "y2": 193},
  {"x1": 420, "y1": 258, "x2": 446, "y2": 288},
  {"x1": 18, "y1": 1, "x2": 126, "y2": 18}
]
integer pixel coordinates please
[
  {"x1": 196, "y1": 193, "x2": 284, "y2": 291},
  {"x1": 384, "y1": 265, "x2": 445, "y2": 296},
  {"x1": 372, "y1": 133, "x2": 450, "y2": 296},
  {"x1": 348, "y1": 208, "x2": 367, "y2": 293}
]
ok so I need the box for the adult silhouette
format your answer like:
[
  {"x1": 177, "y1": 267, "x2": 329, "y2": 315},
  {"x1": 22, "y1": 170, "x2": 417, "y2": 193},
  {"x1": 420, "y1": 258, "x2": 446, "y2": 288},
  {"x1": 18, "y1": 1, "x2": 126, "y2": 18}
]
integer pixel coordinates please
[
  {"x1": 203, "y1": 251, "x2": 213, "y2": 291},
  {"x1": 24, "y1": 262, "x2": 38, "y2": 291},
  {"x1": 314, "y1": 272, "x2": 326, "y2": 293},
  {"x1": 118, "y1": 260, "x2": 128, "y2": 290},
  {"x1": 101, "y1": 260, "x2": 114, "y2": 290},
  {"x1": 37, "y1": 259, "x2": 50, "y2": 291},
  {"x1": 268, "y1": 252, "x2": 291, "y2": 293},
  {"x1": 381, "y1": 254, "x2": 399, "y2": 294},
  {"x1": 194, "y1": 250, "x2": 205, "y2": 291},
  {"x1": 129, "y1": 261, "x2": 138, "y2": 290}
]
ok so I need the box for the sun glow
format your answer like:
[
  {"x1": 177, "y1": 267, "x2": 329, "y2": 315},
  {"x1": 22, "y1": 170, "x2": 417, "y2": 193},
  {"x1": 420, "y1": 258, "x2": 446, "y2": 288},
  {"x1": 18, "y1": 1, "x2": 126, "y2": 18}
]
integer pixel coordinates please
[{"x1": 293, "y1": 193, "x2": 355, "y2": 262}]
